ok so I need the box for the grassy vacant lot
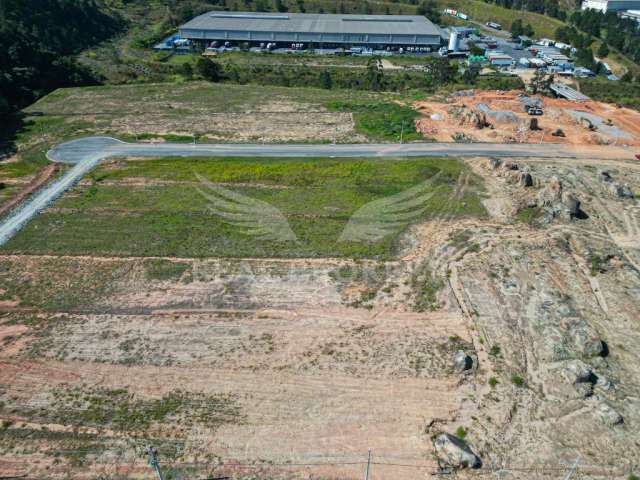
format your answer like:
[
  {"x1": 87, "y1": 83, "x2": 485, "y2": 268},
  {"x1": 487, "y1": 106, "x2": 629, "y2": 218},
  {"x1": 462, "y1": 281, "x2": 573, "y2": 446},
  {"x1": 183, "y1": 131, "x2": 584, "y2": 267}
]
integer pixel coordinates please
[
  {"x1": 2, "y1": 156, "x2": 485, "y2": 258},
  {"x1": 0, "y1": 82, "x2": 416, "y2": 187}
]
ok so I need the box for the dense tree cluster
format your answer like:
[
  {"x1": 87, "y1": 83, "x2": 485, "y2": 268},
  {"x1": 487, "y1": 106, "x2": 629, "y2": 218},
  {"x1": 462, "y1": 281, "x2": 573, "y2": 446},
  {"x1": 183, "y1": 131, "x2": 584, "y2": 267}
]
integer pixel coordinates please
[
  {"x1": 569, "y1": 9, "x2": 640, "y2": 64},
  {"x1": 480, "y1": 0, "x2": 567, "y2": 21},
  {"x1": 0, "y1": 0, "x2": 123, "y2": 114}
]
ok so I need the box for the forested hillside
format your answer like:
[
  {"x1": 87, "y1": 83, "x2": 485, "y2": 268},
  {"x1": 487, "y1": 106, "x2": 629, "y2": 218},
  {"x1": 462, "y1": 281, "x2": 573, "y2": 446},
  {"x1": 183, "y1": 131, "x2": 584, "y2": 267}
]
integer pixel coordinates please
[{"x1": 0, "y1": 0, "x2": 123, "y2": 114}]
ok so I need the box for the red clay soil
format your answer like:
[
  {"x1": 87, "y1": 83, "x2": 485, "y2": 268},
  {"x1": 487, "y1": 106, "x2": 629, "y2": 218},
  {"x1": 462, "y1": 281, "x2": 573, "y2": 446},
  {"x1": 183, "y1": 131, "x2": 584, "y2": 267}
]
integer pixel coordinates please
[{"x1": 0, "y1": 164, "x2": 58, "y2": 217}]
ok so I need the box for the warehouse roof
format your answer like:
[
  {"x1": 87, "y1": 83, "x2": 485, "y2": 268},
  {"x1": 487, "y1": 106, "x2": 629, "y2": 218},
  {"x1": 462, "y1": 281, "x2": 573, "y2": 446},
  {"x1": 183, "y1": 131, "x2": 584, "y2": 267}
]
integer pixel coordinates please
[{"x1": 181, "y1": 11, "x2": 441, "y2": 36}]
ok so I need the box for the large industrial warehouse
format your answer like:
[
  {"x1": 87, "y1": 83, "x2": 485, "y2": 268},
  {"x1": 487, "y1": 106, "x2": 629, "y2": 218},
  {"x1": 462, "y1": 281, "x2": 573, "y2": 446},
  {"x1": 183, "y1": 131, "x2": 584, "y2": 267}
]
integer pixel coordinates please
[{"x1": 179, "y1": 11, "x2": 444, "y2": 49}]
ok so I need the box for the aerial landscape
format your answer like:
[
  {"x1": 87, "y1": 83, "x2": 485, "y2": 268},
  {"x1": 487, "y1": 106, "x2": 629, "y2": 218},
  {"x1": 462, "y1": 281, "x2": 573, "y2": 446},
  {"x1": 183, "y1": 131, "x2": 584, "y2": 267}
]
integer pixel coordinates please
[{"x1": 1, "y1": 0, "x2": 640, "y2": 479}]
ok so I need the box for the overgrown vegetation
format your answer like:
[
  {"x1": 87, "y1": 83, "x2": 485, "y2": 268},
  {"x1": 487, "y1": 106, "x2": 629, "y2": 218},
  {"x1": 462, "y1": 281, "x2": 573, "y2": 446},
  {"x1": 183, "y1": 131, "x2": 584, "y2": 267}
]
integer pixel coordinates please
[
  {"x1": 2, "y1": 156, "x2": 486, "y2": 259},
  {"x1": 510, "y1": 373, "x2": 525, "y2": 387},
  {"x1": 327, "y1": 101, "x2": 422, "y2": 142},
  {"x1": 0, "y1": 0, "x2": 123, "y2": 114},
  {"x1": 516, "y1": 206, "x2": 543, "y2": 225},
  {"x1": 144, "y1": 259, "x2": 191, "y2": 281},
  {"x1": 7, "y1": 386, "x2": 243, "y2": 432},
  {"x1": 578, "y1": 79, "x2": 640, "y2": 112},
  {"x1": 410, "y1": 262, "x2": 445, "y2": 312}
]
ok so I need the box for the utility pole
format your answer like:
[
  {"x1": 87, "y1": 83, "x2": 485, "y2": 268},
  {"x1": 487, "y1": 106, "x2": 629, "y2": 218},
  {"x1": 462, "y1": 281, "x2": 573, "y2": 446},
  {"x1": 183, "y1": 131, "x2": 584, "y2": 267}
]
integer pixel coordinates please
[
  {"x1": 364, "y1": 450, "x2": 372, "y2": 480},
  {"x1": 146, "y1": 445, "x2": 164, "y2": 480},
  {"x1": 563, "y1": 455, "x2": 581, "y2": 480}
]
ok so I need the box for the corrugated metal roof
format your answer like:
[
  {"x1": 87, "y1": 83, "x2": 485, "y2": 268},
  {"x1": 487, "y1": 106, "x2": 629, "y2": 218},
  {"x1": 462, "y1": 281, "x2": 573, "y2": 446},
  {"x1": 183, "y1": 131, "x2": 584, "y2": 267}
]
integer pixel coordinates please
[{"x1": 180, "y1": 11, "x2": 441, "y2": 36}]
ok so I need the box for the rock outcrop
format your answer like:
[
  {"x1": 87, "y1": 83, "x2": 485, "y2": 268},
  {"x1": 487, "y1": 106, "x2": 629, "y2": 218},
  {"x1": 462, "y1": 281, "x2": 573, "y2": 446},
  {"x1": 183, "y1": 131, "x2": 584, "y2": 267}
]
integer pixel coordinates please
[{"x1": 434, "y1": 433, "x2": 481, "y2": 469}]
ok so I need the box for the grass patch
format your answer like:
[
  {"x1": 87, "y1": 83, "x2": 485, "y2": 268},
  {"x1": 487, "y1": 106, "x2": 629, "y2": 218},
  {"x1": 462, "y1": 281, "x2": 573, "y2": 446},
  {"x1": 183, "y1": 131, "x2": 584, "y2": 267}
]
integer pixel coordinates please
[
  {"x1": 516, "y1": 206, "x2": 543, "y2": 225},
  {"x1": 8, "y1": 386, "x2": 243, "y2": 433},
  {"x1": 0, "y1": 257, "x2": 130, "y2": 311},
  {"x1": 410, "y1": 262, "x2": 445, "y2": 312},
  {"x1": 578, "y1": 79, "x2": 640, "y2": 112},
  {"x1": 3, "y1": 156, "x2": 486, "y2": 259},
  {"x1": 327, "y1": 101, "x2": 423, "y2": 142},
  {"x1": 510, "y1": 373, "x2": 526, "y2": 387},
  {"x1": 144, "y1": 259, "x2": 191, "y2": 281}
]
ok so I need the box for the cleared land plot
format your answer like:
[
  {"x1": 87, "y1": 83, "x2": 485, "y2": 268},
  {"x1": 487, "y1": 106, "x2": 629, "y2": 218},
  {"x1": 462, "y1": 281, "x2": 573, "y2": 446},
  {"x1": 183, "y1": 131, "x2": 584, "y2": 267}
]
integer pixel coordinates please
[
  {"x1": 20, "y1": 82, "x2": 409, "y2": 146},
  {"x1": 2, "y1": 156, "x2": 485, "y2": 258},
  {"x1": 0, "y1": 252, "x2": 471, "y2": 479}
]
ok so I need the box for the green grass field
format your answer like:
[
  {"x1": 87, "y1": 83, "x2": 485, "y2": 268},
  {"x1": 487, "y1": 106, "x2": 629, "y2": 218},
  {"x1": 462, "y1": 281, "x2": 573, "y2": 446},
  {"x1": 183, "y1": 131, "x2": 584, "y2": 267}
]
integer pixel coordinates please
[{"x1": 2, "y1": 156, "x2": 486, "y2": 259}]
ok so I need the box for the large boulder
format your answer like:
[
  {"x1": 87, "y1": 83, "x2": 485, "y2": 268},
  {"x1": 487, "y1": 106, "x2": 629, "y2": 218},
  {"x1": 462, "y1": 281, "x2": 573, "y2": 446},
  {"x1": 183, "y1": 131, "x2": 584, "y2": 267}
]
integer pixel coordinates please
[
  {"x1": 562, "y1": 360, "x2": 596, "y2": 397},
  {"x1": 595, "y1": 401, "x2": 623, "y2": 427},
  {"x1": 453, "y1": 350, "x2": 476, "y2": 373},
  {"x1": 561, "y1": 192, "x2": 581, "y2": 218},
  {"x1": 434, "y1": 433, "x2": 481, "y2": 469},
  {"x1": 573, "y1": 330, "x2": 604, "y2": 358},
  {"x1": 608, "y1": 182, "x2": 634, "y2": 198},
  {"x1": 538, "y1": 176, "x2": 563, "y2": 205},
  {"x1": 519, "y1": 172, "x2": 533, "y2": 187}
]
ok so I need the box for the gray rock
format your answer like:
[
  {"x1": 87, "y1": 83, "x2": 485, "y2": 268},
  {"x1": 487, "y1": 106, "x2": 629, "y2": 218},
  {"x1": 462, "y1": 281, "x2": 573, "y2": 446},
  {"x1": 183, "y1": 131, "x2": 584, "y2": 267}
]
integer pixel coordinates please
[
  {"x1": 489, "y1": 158, "x2": 503, "y2": 169},
  {"x1": 596, "y1": 374, "x2": 612, "y2": 391},
  {"x1": 434, "y1": 433, "x2": 481, "y2": 469},
  {"x1": 563, "y1": 359, "x2": 594, "y2": 384},
  {"x1": 519, "y1": 172, "x2": 533, "y2": 187},
  {"x1": 563, "y1": 359, "x2": 595, "y2": 397},
  {"x1": 562, "y1": 192, "x2": 581, "y2": 218},
  {"x1": 453, "y1": 350, "x2": 475, "y2": 373},
  {"x1": 608, "y1": 182, "x2": 634, "y2": 198},
  {"x1": 599, "y1": 170, "x2": 612, "y2": 183},
  {"x1": 595, "y1": 402, "x2": 623, "y2": 426},
  {"x1": 538, "y1": 176, "x2": 563, "y2": 205},
  {"x1": 573, "y1": 330, "x2": 604, "y2": 358}
]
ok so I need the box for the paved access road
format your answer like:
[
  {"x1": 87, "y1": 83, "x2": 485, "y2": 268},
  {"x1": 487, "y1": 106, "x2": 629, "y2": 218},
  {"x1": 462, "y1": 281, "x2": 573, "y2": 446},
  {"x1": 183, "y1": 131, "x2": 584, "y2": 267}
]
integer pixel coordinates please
[
  {"x1": 47, "y1": 136, "x2": 614, "y2": 163},
  {"x1": 0, "y1": 136, "x2": 634, "y2": 246}
]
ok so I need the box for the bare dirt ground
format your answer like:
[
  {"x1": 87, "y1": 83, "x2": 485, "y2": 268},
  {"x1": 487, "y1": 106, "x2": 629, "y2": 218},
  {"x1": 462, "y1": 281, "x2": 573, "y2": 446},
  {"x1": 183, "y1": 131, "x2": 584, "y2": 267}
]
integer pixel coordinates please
[
  {"x1": 1, "y1": 151, "x2": 640, "y2": 479},
  {"x1": 414, "y1": 89, "x2": 640, "y2": 147}
]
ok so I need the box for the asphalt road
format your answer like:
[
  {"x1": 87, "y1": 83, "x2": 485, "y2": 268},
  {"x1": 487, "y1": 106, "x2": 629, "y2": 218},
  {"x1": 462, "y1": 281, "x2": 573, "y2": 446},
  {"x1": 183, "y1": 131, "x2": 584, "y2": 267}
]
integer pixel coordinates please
[
  {"x1": 0, "y1": 136, "x2": 633, "y2": 246},
  {"x1": 47, "y1": 136, "x2": 595, "y2": 164}
]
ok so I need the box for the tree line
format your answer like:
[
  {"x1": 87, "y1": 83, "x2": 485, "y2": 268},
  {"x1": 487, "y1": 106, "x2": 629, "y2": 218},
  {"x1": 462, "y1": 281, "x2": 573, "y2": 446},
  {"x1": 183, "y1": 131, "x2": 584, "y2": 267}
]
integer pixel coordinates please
[
  {"x1": 192, "y1": 56, "x2": 524, "y2": 92},
  {"x1": 0, "y1": 0, "x2": 123, "y2": 116}
]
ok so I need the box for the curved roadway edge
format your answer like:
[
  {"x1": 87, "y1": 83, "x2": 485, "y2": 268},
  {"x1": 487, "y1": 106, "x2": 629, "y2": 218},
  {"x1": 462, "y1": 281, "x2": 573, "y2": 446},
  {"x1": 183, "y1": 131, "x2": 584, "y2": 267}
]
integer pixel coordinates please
[{"x1": 0, "y1": 136, "x2": 634, "y2": 246}]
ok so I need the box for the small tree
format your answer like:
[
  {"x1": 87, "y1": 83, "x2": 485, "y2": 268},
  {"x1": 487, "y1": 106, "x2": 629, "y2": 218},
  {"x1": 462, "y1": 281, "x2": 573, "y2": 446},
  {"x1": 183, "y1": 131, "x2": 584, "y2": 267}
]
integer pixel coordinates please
[
  {"x1": 461, "y1": 65, "x2": 479, "y2": 84},
  {"x1": 365, "y1": 59, "x2": 384, "y2": 91},
  {"x1": 511, "y1": 19, "x2": 524, "y2": 38},
  {"x1": 274, "y1": 0, "x2": 288, "y2": 12},
  {"x1": 597, "y1": 42, "x2": 609, "y2": 58},
  {"x1": 196, "y1": 58, "x2": 222, "y2": 82},
  {"x1": 319, "y1": 69, "x2": 333, "y2": 89},
  {"x1": 180, "y1": 62, "x2": 193, "y2": 79},
  {"x1": 529, "y1": 68, "x2": 552, "y2": 94}
]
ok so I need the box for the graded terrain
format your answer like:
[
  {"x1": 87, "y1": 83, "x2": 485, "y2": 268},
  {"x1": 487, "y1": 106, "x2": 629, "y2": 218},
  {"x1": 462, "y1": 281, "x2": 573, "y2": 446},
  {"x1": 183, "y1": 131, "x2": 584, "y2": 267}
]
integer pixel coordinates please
[{"x1": 1, "y1": 82, "x2": 640, "y2": 479}]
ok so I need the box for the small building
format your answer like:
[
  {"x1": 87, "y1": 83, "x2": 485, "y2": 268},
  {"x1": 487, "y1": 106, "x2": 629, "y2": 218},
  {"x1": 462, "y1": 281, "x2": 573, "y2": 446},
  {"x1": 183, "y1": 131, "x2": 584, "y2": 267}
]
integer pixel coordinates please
[
  {"x1": 620, "y1": 9, "x2": 640, "y2": 22},
  {"x1": 487, "y1": 51, "x2": 513, "y2": 66},
  {"x1": 582, "y1": 0, "x2": 640, "y2": 11}
]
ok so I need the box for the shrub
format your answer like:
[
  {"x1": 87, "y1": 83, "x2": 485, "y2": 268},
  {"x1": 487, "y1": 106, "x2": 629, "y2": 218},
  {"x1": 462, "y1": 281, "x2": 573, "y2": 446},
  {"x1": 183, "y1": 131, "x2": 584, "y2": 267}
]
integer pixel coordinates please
[
  {"x1": 488, "y1": 376, "x2": 499, "y2": 388},
  {"x1": 489, "y1": 344, "x2": 501, "y2": 356},
  {"x1": 455, "y1": 426, "x2": 467, "y2": 440},
  {"x1": 511, "y1": 373, "x2": 525, "y2": 387}
]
